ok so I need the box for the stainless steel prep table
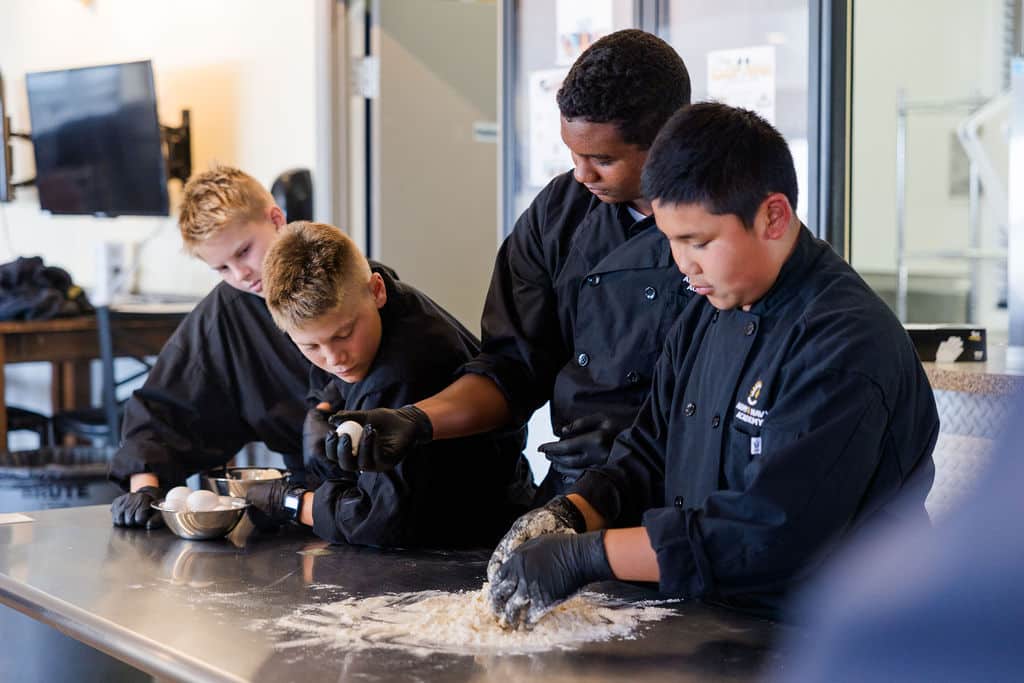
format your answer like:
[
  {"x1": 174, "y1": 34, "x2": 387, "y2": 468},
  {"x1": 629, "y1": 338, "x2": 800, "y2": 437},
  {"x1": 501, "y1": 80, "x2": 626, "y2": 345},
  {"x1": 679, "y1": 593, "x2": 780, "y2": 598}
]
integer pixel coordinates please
[{"x1": 0, "y1": 505, "x2": 792, "y2": 682}]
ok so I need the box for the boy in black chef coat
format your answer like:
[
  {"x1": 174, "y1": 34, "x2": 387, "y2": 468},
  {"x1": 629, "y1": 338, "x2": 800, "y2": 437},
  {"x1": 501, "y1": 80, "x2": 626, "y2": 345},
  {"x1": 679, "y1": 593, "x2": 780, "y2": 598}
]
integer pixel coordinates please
[
  {"x1": 109, "y1": 166, "x2": 311, "y2": 528},
  {"x1": 488, "y1": 102, "x2": 939, "y2": 628},
  {"x1": 323, "y1": 29, "x2": 696, "y2": 501},
  {"x1": 245, "y1": 221, "x2": 534, "y2": 548}
]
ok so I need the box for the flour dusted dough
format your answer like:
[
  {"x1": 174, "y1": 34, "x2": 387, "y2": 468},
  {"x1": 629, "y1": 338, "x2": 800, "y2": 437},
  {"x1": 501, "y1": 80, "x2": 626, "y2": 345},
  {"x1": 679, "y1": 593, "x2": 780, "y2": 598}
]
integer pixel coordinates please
[{"x1": 271, "y1": 585, "x2": 675, "y2": 656}]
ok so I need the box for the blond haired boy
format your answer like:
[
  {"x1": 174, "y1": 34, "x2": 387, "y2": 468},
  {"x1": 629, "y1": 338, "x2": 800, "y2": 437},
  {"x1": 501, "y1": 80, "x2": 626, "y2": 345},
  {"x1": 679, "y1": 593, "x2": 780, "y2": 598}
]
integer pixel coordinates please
[
  {"x1": 110, "y1": 166, "x2": 311, "y2": 529},
  {"x1": 245, "y1": 221, "x2": 534, "y2": 548}
]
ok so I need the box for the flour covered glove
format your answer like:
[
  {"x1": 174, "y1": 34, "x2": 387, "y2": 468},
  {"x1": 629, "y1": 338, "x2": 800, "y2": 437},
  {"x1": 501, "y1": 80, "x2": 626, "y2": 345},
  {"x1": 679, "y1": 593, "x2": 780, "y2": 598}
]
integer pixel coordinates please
[
  {"x1": 327, "y1": 406, "x2": 432, "y2": 472},
  {"x1": 489, "y1": 530, "x2": 613, "y2": 630},
  {"x1": 111, "y1": 486, "x2": 164, "y2": 529},
  {"x1": 538, "y1": 413, "x2": 619, "y2": 482},
  {"x1": 486, "y1": 495, "x2": 586, "y2": 584}
]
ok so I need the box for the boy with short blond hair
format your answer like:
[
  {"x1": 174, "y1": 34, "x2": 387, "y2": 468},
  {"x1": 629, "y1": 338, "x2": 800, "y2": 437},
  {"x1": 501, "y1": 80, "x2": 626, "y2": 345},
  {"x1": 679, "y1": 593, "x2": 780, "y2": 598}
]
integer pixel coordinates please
[
  {"x1": 178, "y1": 165, "x2": 276, "y2": 250},
  {"x1": 109, "y1": 165, "x2": 312, "y2": 529},
  {"x1": 246, "y1": 221, "x2": 534, "y2": 548}
]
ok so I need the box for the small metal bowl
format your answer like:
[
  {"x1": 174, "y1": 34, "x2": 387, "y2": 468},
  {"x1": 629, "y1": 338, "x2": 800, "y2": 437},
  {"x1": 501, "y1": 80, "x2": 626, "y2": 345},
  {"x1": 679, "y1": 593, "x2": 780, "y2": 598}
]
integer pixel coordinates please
[
  {"x1": 152, "y1": 496, "x2": 249, "y2": 540},
  {"x1": 201, "y1": 467, "x2": 289, "y2": 497}
]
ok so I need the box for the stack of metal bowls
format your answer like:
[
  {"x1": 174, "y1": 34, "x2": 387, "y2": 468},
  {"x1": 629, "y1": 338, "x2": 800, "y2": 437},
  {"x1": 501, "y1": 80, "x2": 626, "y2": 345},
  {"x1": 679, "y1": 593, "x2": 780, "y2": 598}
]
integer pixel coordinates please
[{"x1": 201, "y1": 467, "x2": 289, "y2": 497}]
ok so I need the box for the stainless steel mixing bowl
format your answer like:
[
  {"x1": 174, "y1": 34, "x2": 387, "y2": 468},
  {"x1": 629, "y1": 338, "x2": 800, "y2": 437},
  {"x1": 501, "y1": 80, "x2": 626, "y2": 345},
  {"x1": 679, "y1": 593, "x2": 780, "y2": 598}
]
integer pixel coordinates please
[
  {"x1": 200, "y1": 467, "x2": 289, "y2": 497},
  {"x1": 152, "y1": 496, "x2": 249, "y2": 540}
]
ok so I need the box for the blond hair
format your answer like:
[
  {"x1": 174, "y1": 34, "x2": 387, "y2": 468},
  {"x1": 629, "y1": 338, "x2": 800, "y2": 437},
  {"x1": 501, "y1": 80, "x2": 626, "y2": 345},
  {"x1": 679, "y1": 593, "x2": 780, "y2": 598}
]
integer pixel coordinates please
[
  {"x1": 178, "y1": 165, "x2": 274, "y2": 253},
  {"x1": 263, "y1": 221, "x2": 372, "y2": 330}
]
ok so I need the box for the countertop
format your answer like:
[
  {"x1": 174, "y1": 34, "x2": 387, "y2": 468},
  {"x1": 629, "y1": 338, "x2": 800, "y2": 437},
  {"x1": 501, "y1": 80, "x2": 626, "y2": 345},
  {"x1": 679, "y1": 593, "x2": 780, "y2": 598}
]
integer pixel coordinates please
[
  {"x1": 923, "y1": 339, "x2": 1024, "y2": 395},
  {"x1": 0, "y1": 506, "x2": 790, "y2": 682}
]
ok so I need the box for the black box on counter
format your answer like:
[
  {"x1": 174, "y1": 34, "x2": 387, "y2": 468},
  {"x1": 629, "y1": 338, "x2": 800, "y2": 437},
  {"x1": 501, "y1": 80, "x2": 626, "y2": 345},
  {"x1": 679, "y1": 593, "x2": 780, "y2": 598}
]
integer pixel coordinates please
[{"x1": 904, "y1": 324, "x2": 986, "y2": 362}]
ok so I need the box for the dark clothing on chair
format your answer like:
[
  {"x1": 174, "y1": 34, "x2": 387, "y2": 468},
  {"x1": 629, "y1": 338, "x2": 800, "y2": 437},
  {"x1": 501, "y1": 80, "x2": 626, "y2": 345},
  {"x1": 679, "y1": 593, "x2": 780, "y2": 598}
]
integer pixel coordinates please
[
  {"x1": 0, "y1": 256, "x2": 93, "y2": 320},
  {"x1": 109, "y1": 282, "x2": 310, "y2": 488},
  {"x1": 573, "y1": 226, "x2": 939, "y2": 617},
  {"x1": 311, "y1": 267, "x2": 535, "y2": 549},
  {"x1": 459, "y1": 171, "x2": 694, "y2": 498}
]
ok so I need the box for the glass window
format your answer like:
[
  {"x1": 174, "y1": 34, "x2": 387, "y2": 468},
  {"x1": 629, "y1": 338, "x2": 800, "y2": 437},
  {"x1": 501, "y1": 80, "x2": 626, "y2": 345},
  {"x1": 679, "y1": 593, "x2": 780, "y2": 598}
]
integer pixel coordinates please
[
  {"x1": 659, "y1": 0, "x2": 811, "y2": 222},
  {"x1": 850, "y1": 0, "x2": 1016, "y2": 328}
]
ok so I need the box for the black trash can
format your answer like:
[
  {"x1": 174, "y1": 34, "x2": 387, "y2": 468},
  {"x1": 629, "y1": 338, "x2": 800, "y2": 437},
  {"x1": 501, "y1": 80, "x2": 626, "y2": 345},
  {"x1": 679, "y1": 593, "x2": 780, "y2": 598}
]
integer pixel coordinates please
[{"x1": 0, "y1": 446, "x2": 122, "y2": 513}]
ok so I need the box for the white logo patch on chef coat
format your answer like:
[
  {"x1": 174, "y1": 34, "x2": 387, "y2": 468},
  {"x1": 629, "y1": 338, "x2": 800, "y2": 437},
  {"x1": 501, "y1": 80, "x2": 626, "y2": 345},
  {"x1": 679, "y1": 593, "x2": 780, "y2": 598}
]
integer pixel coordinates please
[
  {"x1": 750, "y1": 436, "x2": 762, "y2": 456},
  {"x1": 747, "y1": 380, "x2": 763, "y2": 406},
  {"x1": 735, "y1": 379, "x2": 768, "y2": 427}
]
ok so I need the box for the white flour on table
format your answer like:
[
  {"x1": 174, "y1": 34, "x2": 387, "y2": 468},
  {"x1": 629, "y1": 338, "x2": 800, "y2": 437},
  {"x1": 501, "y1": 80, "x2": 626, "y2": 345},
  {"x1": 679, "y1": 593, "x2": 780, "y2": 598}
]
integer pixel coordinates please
[{"x1": 266, "y1": 585, "x2": 676, "y2": 656}]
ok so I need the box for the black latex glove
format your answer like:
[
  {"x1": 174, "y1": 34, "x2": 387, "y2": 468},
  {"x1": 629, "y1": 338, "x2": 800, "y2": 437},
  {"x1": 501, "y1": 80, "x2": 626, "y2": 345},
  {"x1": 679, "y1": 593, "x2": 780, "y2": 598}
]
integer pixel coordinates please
[
  {"x1": 327, "y1": 406, "x2": 432, "y2": 472},
  {"x1": 486, "y1": 495, "x2": 587, "y2": 583},
  {"x1": 489, "y1": 530, "x2": 614, "y2": 630},
  {"x1": 111, "y1": 485, "x2": 165, "y2": 529},
  {"x1": 303, "y1": 407, "x2": 346, "y2": 488},
  {"x1": 538, "y1": 413, "x2": 618, "y2": 481},
  {"x1": 245, "y1": 479, "x2": 297, "y2": 530}
]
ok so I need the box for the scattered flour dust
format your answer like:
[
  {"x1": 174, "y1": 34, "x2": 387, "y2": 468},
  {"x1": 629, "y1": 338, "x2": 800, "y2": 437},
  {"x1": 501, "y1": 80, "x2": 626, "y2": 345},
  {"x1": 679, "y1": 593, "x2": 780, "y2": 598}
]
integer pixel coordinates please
[{"x1": 268, "y1": 585, "x2": 676, "y2": 656}]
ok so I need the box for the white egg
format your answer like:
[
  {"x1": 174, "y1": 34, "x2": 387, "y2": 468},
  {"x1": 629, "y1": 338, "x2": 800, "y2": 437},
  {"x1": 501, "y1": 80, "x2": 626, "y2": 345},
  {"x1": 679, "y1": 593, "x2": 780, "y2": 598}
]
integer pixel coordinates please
[
  {"x1": 335, "y1": 420, "x2": 364, "y2": 451},
  {"x1": 160, "y1": 498, "x2": 185, "y2": 512},
  {"x1": 186, "y1": 489, "x2": 220, "y2": 512},
  {"x1": 165, "y1": 486, "x2": 192, "y2": 504}
]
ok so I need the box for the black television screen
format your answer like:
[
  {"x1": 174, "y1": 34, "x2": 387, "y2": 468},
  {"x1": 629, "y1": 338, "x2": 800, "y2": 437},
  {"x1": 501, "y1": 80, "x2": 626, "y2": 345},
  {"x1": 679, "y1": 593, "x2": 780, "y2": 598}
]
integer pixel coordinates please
[{"x1": 26, "y1": 60, "x2": 168, "y2": 216}]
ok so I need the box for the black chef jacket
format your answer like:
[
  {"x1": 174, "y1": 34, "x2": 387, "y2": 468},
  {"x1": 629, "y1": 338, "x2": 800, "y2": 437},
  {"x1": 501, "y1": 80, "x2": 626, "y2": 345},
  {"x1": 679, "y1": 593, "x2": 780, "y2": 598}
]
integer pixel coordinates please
[
  {"x1": 311, "y1": 266, "x2": 535, "y2": 549},
  {"x1": 574, "y1": 226, "x2": 939, "y2": 616},
  {"x1": 461, "y1": 171, "x2": 694, "y2": 494},
  {"x1": 109, "y1": 281, "x2": 311, "y2": 489}
]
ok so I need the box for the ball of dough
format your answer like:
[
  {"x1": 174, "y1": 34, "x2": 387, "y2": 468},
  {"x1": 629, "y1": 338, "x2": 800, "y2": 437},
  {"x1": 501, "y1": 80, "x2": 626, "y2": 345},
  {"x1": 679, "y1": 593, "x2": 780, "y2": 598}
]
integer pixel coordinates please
[
  {"x1": 335, "y1": 420, "x2": 364, "y2": 451},
  {"x1": 186, "y1": 489, "x2": 220, "y2": 512},
  {"x1": 165, "y1": 486, "x2": 192, "y2": 504}
]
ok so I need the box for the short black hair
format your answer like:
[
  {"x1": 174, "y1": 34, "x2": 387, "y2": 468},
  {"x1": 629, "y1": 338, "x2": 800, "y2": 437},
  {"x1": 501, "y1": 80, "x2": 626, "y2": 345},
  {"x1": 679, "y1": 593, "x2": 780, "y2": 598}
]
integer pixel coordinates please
[
  {"x1": 557, "y1": 29, "x2": 691, "y2": 149},
  {"x1": 642, "y1": 102, "x2": 799, "y2": 228}
]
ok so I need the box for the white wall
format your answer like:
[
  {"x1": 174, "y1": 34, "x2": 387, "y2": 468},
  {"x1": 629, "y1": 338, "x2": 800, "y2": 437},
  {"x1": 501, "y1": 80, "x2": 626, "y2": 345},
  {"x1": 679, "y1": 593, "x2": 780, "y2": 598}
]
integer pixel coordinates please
[
  {"x1": 0, "y1": 0, "x2": 320, "y2": 296},
  {"x1": 0, "y1": 0, "x2": 321, "y2": 426}
]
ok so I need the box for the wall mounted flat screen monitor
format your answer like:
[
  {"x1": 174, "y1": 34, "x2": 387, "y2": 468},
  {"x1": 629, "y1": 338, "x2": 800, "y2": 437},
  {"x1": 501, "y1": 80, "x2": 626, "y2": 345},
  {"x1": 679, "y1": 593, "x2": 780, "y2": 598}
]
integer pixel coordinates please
[{"x1": 25, "y1": 60, "x2": 169, "y2": 216}]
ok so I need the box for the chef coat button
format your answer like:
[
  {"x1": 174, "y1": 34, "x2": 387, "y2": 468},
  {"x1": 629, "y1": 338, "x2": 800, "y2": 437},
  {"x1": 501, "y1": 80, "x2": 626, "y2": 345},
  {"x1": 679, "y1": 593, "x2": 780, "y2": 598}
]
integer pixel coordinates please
[
  {"x1": 712, "y1": 311, "x2": 720, "y2": 323},
  {"x1": 577, "y1": 352, "x2": 590, "y2": 367},
  {"x1": 744, "y1": 321, "x2": 756, "y2": 336},
  {"x1": 674, "y1": 496, "x2": 685, "y2": 509},
  {"x1": 626, "y1": 370, "x2": 640, "y2": 384},
  {"x1": 684, "y1": 402, "x2": 696, "y2": 416},
  {"x1": 644, "y1": 286, "x2": 657, "y2": 300},
  {"x1": 586, "y1": 275, "x2": 601, "y2": 286},
  {"x1": 712, "y1": 415, "x2": 721, "y2": 428}
]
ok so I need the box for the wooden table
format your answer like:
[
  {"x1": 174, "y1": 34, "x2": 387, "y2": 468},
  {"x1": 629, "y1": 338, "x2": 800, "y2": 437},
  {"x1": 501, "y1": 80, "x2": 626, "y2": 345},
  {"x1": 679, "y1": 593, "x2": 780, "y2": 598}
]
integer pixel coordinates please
[{"x1": 0, "y1": 311, "x2": 187, "y2": 452}]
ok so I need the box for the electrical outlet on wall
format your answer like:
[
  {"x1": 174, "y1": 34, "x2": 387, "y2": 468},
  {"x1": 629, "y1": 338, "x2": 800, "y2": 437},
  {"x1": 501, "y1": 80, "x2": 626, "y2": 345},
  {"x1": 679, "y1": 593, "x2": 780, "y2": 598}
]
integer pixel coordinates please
[{"x1": 93, "y1": 241, "x2": 125, "y2": 306}]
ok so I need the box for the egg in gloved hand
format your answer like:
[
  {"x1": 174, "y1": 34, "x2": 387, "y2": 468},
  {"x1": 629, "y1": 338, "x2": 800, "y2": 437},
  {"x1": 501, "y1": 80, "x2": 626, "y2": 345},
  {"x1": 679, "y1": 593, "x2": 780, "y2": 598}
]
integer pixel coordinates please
[{"x1": 336, "y1": 420, "x2": 364, "y2": 452}]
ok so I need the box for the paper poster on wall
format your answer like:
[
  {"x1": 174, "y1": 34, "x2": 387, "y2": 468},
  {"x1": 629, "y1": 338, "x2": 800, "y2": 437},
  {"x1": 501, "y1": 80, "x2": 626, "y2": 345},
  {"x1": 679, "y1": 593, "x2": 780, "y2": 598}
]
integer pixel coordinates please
[
  {"x1": 707, "y1": 45, "x2": 776, "y2": 124},
  {"x1": 556, "y1": 0, "x2": 613, "y2": 66},
  {"x1": 528, "y1": 68, "x2": 573, "y2": 188}
]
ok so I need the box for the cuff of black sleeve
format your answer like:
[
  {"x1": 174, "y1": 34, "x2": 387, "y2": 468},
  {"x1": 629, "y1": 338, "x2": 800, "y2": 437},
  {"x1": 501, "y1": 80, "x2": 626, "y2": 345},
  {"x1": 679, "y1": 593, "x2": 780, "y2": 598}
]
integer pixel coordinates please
[
  {"x1": 570, "y1": 469, "x2": 623, "y2": 524},
  {"x1": 642, "y1": 506, "x2": 699, "y2": 597},
  {"x1": 108, "y1": 443, "x2": 181, "y2": 490}
]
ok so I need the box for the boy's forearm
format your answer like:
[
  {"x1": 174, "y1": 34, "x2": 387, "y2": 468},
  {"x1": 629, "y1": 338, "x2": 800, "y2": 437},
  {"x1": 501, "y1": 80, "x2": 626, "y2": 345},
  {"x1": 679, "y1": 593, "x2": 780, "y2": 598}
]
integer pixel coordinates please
[
  {"x1": 564, "y1": 495, "x2": 659, "y2": 582},
  {"x1": 604, "y1": 527, "x2": 660, "y2": 582},
  {"x1": 299, "y1": 492, "x2": 315, "y2": 526},
  {"x1": 413, "y1": 374, "x2": 511, "y2": 440},
  {"x1": 567, "y1": 493, "x2": 607, "y2": 531},
  {"x1": 130, "y1": 472, "x2": 160, "y2": 491}
]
